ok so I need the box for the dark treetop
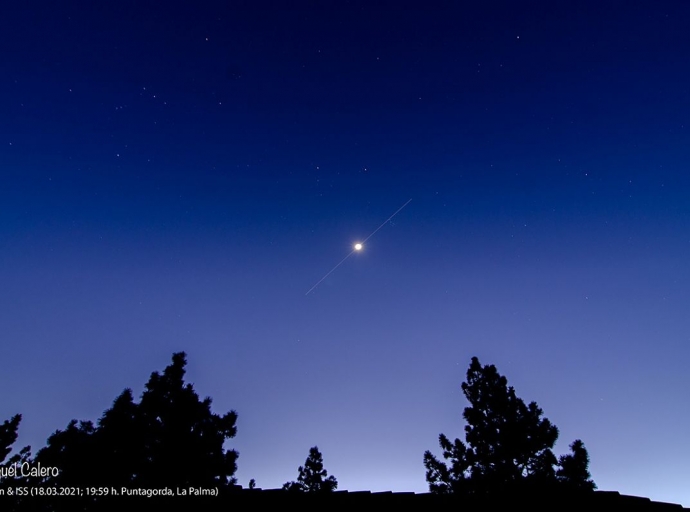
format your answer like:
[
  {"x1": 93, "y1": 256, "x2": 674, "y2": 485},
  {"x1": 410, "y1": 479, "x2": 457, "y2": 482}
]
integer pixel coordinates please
[
  {"x1": 283, "y1": 446, "x2": 338, "y2": 493},
  {"x1": 424, "y1": 357, "x2": 595, "y2": 495}
]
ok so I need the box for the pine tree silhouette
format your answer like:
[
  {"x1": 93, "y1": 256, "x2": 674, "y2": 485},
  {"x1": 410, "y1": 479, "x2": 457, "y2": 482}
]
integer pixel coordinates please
[
  {"x1": 424, "y1": 357, "x2": 595, "y2": 495},
  {"x1": 283, "y1": 446, "x2": 338, "y2": 492},
  {"x1": 33, "y1": 352, "x2": 239, "y2": 489},
  {"x1": 136, "y1": 352, "x2": 239, "y2": 488},
  {"x1": 557, "y1": 440, "x2": 596, "y2": 491}
]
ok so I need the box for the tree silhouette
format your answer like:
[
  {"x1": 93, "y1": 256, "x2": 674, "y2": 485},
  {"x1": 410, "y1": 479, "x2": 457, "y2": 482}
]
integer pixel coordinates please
[
  {"x1": 33, "y1": 420, "x2": 97, "y2": 486},
  {"x1": 93, "y1": 388, "x2": 147, "y2": 487},
  {"x1": 1, "y1": 414, "x2": 32, "y2": 483},
  {"x1": 283, "y1": 446, "x2": 338, "y2": 492},
  {"x1": 135, "y1": 351, "x2": 239, "y2": 488},
  {"x1": 1, "y1": 414, "x2": 22, "y2": 464},
  {"x1": 34, "y1": 351, "x2": 239, "y2": 489},
  {"x1": 557, "y1": 439, "x2": 596, "y2": 491},
  {"x1": 424, "y1": 357, "x2": 595, "y2": 495}
]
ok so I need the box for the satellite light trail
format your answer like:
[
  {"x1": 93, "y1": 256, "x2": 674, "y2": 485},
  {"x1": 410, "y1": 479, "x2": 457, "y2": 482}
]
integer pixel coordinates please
[{"x1": 305, "y1": 198, "x2": 412, "y2": 295}]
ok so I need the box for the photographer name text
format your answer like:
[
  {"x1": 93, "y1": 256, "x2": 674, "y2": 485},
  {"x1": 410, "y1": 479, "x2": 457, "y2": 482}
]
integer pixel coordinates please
[{"x1": 0, "y1": 462, "x2": 59, "y2": 480}]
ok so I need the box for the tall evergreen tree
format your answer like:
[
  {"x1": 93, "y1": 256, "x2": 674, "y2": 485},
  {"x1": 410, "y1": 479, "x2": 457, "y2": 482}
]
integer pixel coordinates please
[
  {"x1": 136, "y1": 352, "x2": 239, "y2": 488},
  {"x1": 33, "y1": 352, "x2": 239, "y2": 489},
  {"x1": 424, "y1": 357, "x2": 595, "y2": 495},
  {"x1": 283, "y1": 446, "x2": 338, "y2": 492}
]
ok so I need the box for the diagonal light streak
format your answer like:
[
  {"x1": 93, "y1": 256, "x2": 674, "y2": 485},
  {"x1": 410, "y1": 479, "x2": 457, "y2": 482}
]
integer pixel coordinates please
[
  {"x1": 305, "y1": 198, "x2": 412, "y2": 295},
  {"x1": 362, "y1": 197, "x2": 412, "y2": 244}
]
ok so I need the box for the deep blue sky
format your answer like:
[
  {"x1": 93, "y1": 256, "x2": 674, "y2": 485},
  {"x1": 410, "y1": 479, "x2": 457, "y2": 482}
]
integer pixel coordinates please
[{"x1": 1, "y1": 0, "x2": 689, "y2": 505}]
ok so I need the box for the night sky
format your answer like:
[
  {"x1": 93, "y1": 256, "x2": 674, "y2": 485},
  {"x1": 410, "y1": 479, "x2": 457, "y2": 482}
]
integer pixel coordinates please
[{"x1": 1, "y1": 0, "x2": 689, "y2": 505}]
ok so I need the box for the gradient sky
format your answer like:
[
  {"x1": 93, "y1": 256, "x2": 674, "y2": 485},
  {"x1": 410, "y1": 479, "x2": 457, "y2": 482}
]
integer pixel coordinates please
[{"x1": 1, "y1": 0, "x2": 689, "y2": 505}]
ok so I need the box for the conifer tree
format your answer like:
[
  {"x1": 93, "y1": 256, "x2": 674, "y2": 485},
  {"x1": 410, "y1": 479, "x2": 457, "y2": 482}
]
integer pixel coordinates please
[
  {"x1": 283, "y1": 446, "x2": 338, "y2": 492},
  {"x1": 425, "y1": 357, "x2": 595, "y2": 494},
  {"x1": 136, "y1": 352, "x2": 239, "y2": 488},
  {"x1": 557, "y1": 439, "x2": 596, "y2": 491},
  {"x1": 33, "y1": 352, "x2": 239, "y2": 489}
]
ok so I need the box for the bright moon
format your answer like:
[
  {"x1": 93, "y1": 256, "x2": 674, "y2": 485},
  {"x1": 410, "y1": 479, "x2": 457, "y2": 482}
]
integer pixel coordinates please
[{"x1": 354, "y1": 243, "x2": 363, "y2": 251}]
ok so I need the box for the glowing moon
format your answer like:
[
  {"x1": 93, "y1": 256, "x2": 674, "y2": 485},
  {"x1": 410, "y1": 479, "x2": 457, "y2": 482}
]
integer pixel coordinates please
[{"x1": 354, "y1": 243, "x2": 363, "y2": 251}]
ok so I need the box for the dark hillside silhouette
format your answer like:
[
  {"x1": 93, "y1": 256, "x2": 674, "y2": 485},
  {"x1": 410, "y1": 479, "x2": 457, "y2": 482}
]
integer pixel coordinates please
[
  {"x1": 424, "y1": 356, "x2": 595, "y2": 495},
  {"x1": 33, "y1": 352, "x2": 239, "y2": 489},
  {"x1": 283, "y1": 446, "x2": 338, "y2": 492}
]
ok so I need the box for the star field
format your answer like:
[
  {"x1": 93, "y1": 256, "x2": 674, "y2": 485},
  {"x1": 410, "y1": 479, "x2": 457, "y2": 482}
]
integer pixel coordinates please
[{"x1": 1, "y1": 0, "x2": 689, "y2": 505}]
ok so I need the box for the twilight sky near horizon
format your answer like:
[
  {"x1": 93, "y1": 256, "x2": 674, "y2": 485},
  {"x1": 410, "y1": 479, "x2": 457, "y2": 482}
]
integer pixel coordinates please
[{"x1": 1, "y1": 0, "x2": 689, "y2": 505}]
